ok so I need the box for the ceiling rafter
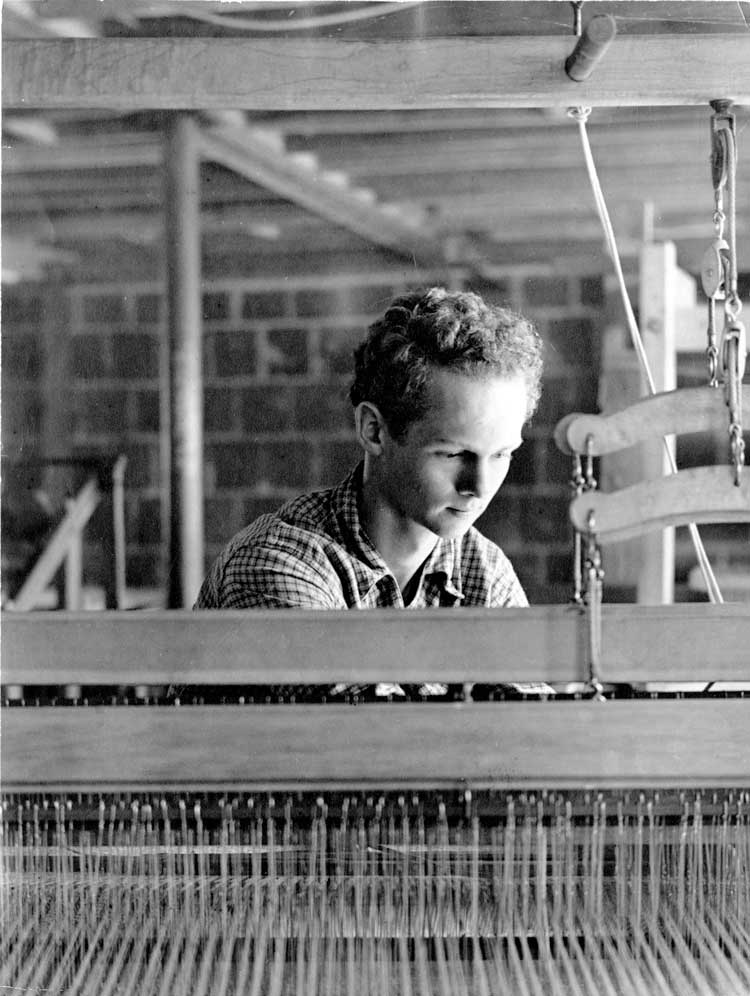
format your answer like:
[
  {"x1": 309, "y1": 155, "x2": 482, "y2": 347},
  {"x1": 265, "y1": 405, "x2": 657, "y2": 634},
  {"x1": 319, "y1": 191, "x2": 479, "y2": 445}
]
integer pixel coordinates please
[{"x1": 198, "y1": 122, "x2": 446, "y2": 264}]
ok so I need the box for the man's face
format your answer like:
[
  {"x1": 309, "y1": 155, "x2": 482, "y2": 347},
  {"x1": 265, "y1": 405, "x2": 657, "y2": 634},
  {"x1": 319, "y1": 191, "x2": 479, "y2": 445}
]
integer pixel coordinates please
[{"x1": 378, "y1": 368, "x2": 528, "y2": 540}]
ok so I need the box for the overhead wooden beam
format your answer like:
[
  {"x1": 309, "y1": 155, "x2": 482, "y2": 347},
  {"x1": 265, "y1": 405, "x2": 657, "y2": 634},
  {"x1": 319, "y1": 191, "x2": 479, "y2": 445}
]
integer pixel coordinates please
[
  {"x1": 3, "y1": 36, "x2": 749, "y2": 111},
  {"x1": 0, "y1": 122, "x2": 711, "y2": 175},
  {"x1": 248, "y1": 107, "x2": 713, "y2": 136},
  {"x1": 198, "y1": 124, "x2": 444, "y2": 263}
]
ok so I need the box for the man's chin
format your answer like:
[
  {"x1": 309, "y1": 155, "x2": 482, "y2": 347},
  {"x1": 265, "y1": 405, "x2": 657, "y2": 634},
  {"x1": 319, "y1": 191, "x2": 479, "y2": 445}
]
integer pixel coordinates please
[{"x1": 431, "y1": 510, "x2": 478, "y2": 538}]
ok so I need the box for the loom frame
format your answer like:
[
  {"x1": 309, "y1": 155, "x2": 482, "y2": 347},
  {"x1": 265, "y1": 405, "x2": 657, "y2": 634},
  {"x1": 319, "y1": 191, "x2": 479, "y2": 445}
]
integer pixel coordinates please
[{"x1": 3, "y1": 606, "x2": 749, "y2": 792}]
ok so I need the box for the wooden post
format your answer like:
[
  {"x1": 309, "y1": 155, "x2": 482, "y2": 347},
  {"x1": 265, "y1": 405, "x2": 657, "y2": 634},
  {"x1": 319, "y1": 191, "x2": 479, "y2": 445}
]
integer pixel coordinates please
[
  {"x1": 637, "y1": 243, "x2": 679, "y2": 603},
  {"x1": 40, "y1": 280, "x2": 72, "y2": 514},
  {"x1": 164, "y1": 114, "x2": 204, "y2": 608},
  {"x1": 111, "y1": 455, "x2": 128, "y2": 609},
  {"x1": 63, "y1": 503, "x2": 83, "y2": 610},
  {"x1": 598, "y1": 243, "x2": 680, "y2": 603}
]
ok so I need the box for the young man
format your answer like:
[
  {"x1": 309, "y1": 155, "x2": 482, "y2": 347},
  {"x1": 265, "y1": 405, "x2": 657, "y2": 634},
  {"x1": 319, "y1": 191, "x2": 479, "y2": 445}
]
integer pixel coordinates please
[{"x1": 196, "y1": 286, "x2": 543, "y2": 613}]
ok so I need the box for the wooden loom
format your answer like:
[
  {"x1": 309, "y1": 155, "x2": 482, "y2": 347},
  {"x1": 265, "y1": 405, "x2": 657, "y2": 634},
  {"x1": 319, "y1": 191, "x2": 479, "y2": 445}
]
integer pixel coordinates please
[{"x1": 3, "y1": 601, "x2": 750, "y2": 996}]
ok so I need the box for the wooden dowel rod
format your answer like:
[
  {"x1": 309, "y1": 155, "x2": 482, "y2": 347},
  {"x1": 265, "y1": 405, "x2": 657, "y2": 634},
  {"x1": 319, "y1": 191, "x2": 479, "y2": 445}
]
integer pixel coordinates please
[{"x1": 565, "y1": 14, "x2": 617, "y2": 83}]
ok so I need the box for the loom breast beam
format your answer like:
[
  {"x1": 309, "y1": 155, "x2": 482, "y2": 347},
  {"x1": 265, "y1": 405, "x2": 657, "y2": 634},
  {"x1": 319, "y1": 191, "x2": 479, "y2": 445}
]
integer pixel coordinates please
[{"x1": 3, "y1": 606, "x2": 750, "y2": 792}]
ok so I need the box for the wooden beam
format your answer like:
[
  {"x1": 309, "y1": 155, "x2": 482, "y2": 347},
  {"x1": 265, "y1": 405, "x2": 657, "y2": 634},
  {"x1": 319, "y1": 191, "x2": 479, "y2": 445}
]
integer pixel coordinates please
[
  {"x1": 3, "y1": 699, "x2": 749, "y2": 791},
  {"x1": 198, "y1": 125, "x2": 443, "y2": 263},
  {"x1": 243, "y1": 107, "x2": 715, "y2": 136},
  {"x1": 3, "y1": 604, "x2": 750, "y2": 686},
  {"x1": 0, "y1": 120, "x2": 710, "y2": 175},
  {"x1": 7, "y1": 479, "x2": 100, "y2": 612},
  {"x1": 3, "y1": 36, "x2": 750, "y2": 110},
  {"x1": 163, "y1": 114, "x2": 204, "y2": 608}
]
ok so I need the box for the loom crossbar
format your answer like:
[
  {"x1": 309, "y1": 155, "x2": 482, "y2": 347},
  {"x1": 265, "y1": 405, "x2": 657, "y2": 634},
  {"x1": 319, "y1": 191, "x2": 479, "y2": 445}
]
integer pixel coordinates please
[
  {"x1": 3, "y1": 604, "x2": 749, "y2": 685},
  {"x1": 2, "y1": 606, "x2": 749, "y2": 791},
  {"x1": 3, "y1": 699, "x2": 750, "y2": 791}
]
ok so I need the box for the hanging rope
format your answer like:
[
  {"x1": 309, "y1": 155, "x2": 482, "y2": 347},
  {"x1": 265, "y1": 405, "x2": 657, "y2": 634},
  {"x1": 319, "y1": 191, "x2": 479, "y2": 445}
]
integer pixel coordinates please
[{"x1": 566, "y1": 103, "x2": 724, "y2": 606}]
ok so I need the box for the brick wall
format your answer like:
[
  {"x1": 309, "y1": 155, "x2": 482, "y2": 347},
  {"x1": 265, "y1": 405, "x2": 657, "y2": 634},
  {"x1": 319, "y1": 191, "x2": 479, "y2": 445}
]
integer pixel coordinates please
[{"x1": 2, "y1": 264, "x2": 608, "y2": 605}]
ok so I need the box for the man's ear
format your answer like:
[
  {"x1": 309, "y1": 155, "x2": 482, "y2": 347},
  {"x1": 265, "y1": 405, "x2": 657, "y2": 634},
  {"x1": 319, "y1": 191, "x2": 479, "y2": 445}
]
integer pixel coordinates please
[{"x1": 354, "y1": 401, "x2": 388, "y2": 455}]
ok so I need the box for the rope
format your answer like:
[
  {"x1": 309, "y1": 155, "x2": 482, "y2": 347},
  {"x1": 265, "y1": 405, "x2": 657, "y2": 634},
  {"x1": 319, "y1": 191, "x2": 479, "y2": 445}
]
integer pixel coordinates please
[{"x1": 567, "y1": 105, "x2": 724, "y2": 605}]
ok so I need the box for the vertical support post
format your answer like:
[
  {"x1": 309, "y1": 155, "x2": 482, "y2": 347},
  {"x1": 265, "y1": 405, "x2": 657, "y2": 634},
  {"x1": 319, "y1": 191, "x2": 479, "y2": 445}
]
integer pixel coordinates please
[
  {"x1": 164, "y1": 113, "x2": 204, "y2": 608},
  {"x1": 40, "y1": 280, "x2": 72, "y2": 608},
  {"x1": 637, "y1": 242, "x2": 677, "y2": 604},
  {"x1": 40, "y1": 280, "x2": 72, "y2": 518},
  {"x1": 64, "y1": 501, "x2": 83, "y2": 610},
  {"x1": 112, "y1": 455, "x2": 128, "y2": 609},
  {"x1": 598, "y1": 242, "x2": 681, "y2": 604}
]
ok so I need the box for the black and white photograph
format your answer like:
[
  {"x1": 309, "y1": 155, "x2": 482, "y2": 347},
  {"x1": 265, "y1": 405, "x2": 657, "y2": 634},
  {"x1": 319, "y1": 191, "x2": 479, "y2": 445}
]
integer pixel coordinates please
[{"x1": 2, "y1": 2, "x2": 750, "y2": 992}]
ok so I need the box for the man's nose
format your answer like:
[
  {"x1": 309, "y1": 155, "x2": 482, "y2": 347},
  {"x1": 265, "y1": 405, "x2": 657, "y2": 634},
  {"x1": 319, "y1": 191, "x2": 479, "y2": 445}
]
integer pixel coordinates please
[{"x1": 456, "y1": 458, "x2": 492, "y2": 498}]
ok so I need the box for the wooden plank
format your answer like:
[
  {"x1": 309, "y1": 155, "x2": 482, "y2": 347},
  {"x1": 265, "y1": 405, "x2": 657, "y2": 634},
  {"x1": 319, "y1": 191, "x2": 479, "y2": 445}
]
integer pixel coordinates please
[
  {"x1": 636, "y1": 243, "x2": 678, "y2": 602},
  {"x1": 2, "y1": 700, "x2": 749, "y2": 791},
  {"x1": 2, "y1": 605, "x2": 750, "y2": 686},
  {"x1": 8, "y1": 479, "x2": 100, "y2": 611},
  {"x1": 562, "y1": 386, "x2": 750, "y2": 456},
  {"x1": 3, "y1": 36, "x2": 750, "y2": 110},
  {"x1": 570, "y1": 465, "x2": 750, "y2": 542},
  {"x1": 0, "y1": 122, "x2": 710, "y2": 175}
]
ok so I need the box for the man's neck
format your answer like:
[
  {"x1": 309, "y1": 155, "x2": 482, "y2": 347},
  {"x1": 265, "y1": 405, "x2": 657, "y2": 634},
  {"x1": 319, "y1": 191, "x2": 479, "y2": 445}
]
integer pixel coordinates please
[{"x1": 359, "y1": 473, "x2": 437, "y2": 593}]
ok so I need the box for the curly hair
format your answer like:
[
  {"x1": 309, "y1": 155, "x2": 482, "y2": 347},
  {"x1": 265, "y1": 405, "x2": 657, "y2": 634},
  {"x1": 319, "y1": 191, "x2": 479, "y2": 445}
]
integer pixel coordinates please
[{"x1": 349, "y1": 287, "x2": 543, "y2": 439}]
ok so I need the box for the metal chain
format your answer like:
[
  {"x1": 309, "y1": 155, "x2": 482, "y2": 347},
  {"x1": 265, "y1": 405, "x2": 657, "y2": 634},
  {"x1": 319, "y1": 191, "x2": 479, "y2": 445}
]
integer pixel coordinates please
[
  {"x1": 584, "y1": 510, "x2": 606, "y2": 702},
  {"x1": 570, "y1": 452, "x2": 585, "y2": 605},
  {"x1": 710, "y1": 102, "x2": 746, "y2": 485},
  {"x1": 578, "y1": 437, "x2": 606, "y2": 700},
  {"x1": 701, "y1": 110, "x2": 731, "y2": 387},
  {"x1": 724, "y1": 327, "x2": 747, "y2": 484}
]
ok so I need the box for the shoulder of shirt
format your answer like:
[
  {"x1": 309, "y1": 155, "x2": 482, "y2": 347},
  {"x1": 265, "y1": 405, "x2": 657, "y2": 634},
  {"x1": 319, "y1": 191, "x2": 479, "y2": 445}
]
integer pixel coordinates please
[
  {"x1": 219, "y1": 485, "x2": 343, "y2": 563},
  {"x1": 458, "y1": 526, "x2": 510, "y2": 565},
  {"x1": 457, "y1": 526, "x2": 527, "y2": 607}
]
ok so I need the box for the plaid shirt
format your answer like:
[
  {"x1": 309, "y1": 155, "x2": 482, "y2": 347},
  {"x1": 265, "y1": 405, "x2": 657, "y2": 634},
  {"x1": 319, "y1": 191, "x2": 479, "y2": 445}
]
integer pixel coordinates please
[{"x1": 195, "y1": 463, "x2": 527, "y2": 610}]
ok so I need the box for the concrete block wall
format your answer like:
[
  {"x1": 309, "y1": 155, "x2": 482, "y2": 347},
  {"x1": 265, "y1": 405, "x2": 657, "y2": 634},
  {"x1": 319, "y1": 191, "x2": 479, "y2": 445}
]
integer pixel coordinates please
[{"x1": 3, "y1": 265, "x2": 608, "y2": 604}]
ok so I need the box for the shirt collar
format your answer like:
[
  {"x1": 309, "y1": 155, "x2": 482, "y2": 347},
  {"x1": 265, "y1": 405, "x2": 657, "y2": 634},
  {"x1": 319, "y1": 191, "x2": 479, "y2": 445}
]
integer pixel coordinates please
[
  {"x1": 423, "y1": 536, "x2": 464, "y2": 600},
  {"x1": 332, "y1": 463, "x2": 464, "y2": 602},
  {"x1": 332, "y1": 463, "x2": 390, "y2": 599}
]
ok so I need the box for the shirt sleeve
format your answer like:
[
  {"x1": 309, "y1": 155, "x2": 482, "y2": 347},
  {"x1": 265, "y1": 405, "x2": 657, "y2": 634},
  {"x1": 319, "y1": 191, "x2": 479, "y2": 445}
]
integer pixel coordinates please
[
  {"x1": 490, "y1": 567, "x2": 528, "y2": 607},
  {"x1": 194, "y1": 538, "x2": 343, "y2": 610},
  {"x1": 485, "y1": 549, "x2": 529, "y2": 607}
]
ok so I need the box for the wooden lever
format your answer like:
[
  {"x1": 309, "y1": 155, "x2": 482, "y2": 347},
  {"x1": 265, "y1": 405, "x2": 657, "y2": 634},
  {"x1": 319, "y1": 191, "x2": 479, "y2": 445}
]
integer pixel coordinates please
[
  {"x1": 556, "y1": 385, "x2": 750, "y2": 457},
  {"x1": 570, "y1": 465, "x2": 750, "y2": 542}
]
